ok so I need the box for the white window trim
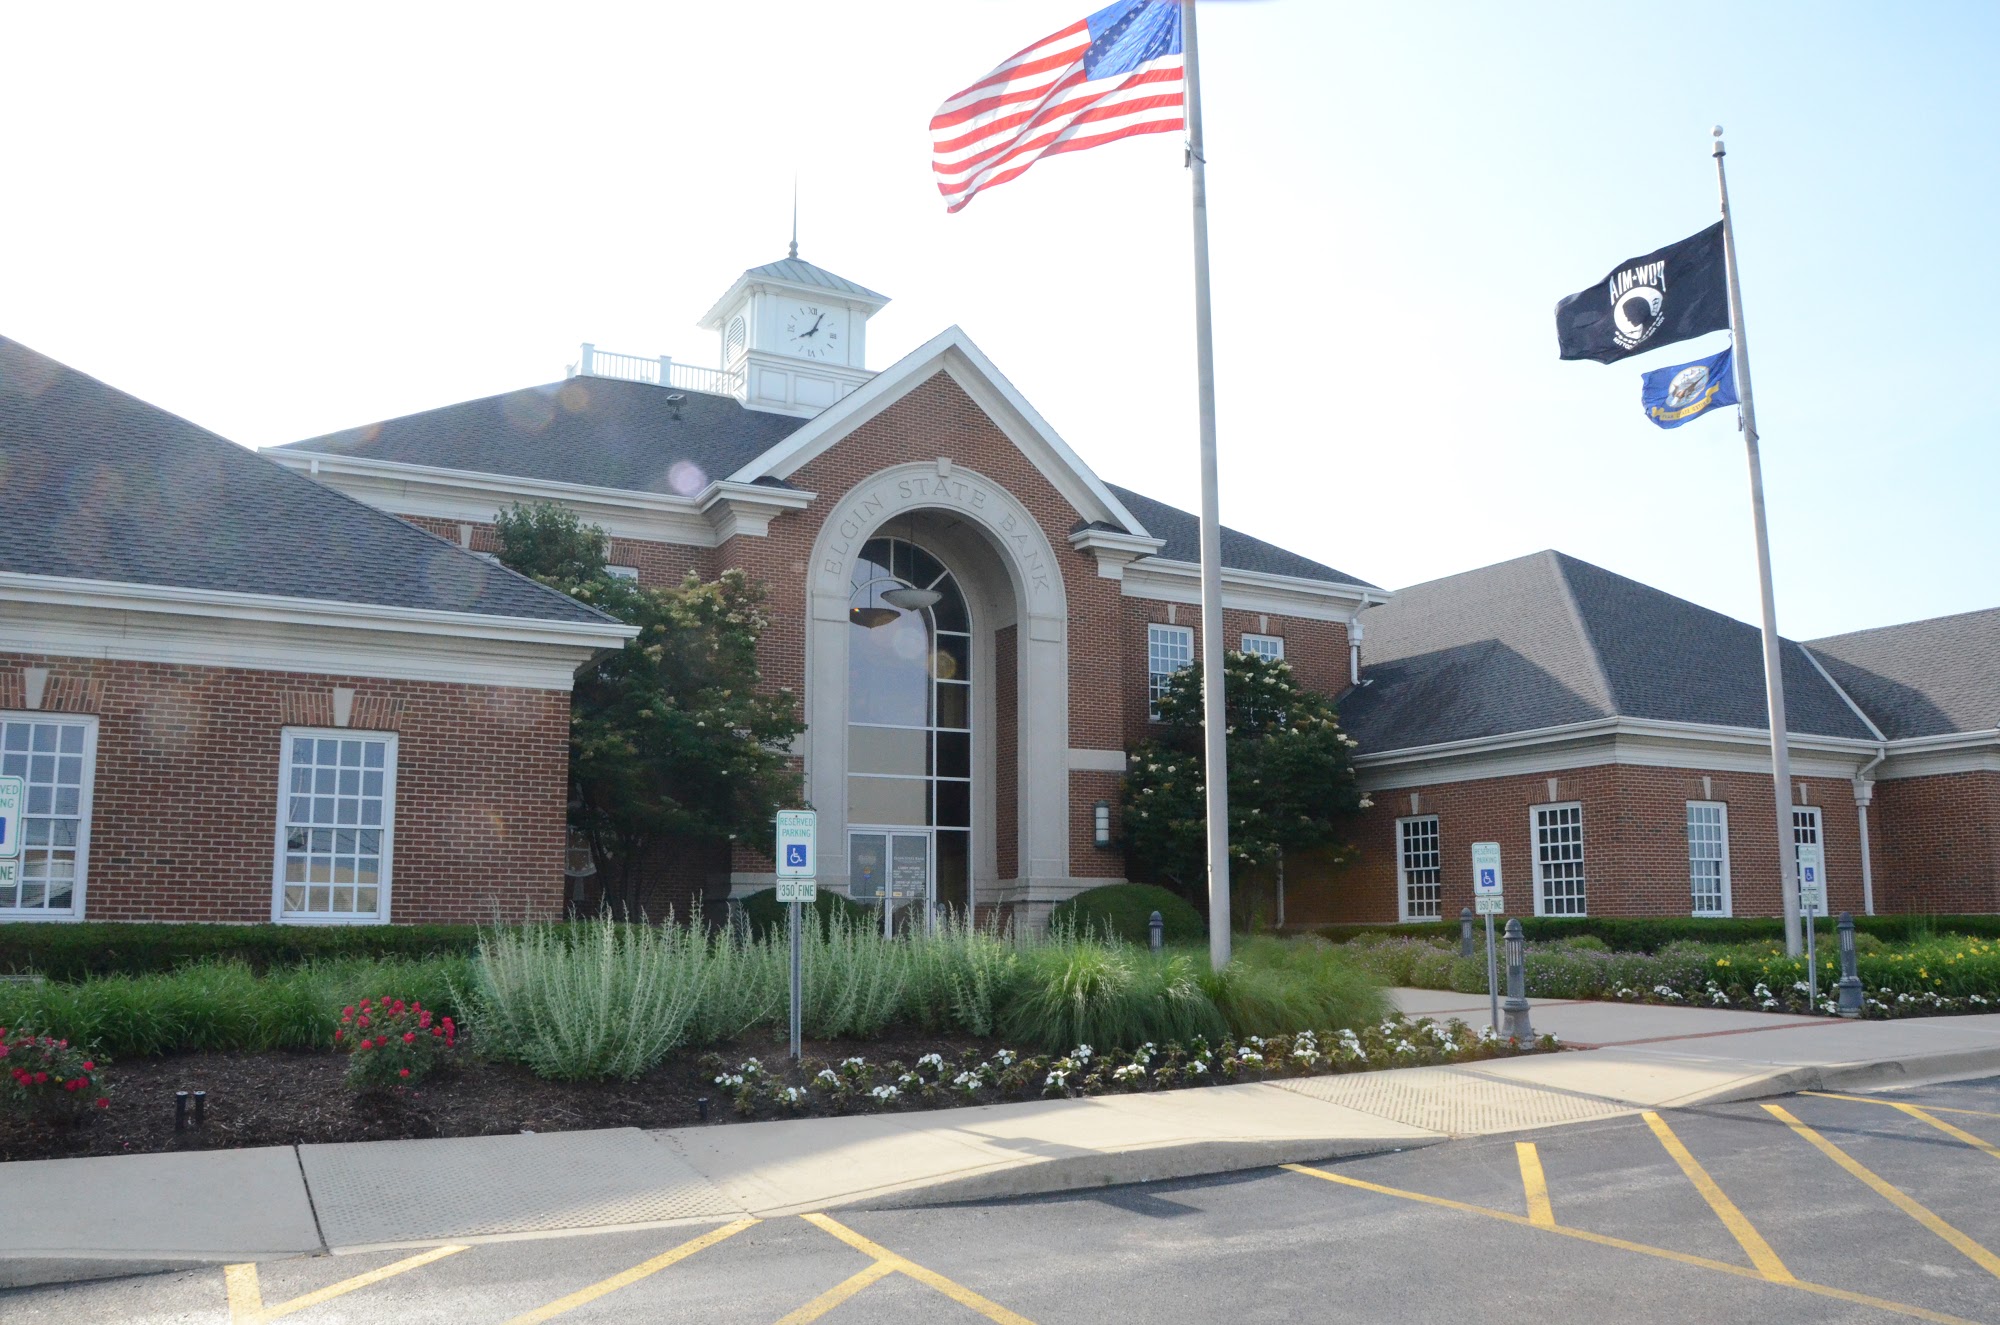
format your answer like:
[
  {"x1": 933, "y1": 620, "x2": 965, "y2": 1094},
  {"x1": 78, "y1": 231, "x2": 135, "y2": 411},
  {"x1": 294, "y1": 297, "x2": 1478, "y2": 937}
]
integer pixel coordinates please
[
  {"x1": 605, "y1": 564, "x2": 640, "y2": 581},
  {"x1": 1241, "y1": 633, "x2": 1285, "y2": 661},
  {"x1": 271, "y1": 727, "x2": 399, "y2": 926},
  {"x1": 1531, "y1": 801, "x2": 1587, "y2": 918},
  {"x1": 1147, "y1": 623, "x2": 1194, "y2": 721},
  {"x1": 0, "y1": 711, "x2": 97, "y2": 924},
  {"x1": 1792, "y1": 804, "x2": 1826, "y2": 903},
  {"x1": 1395, "y1": 813, "x2": 1442, "y2": 923},
  {"x1": 1687, "y1": 800, "x2": 1732, "y2": 918}
]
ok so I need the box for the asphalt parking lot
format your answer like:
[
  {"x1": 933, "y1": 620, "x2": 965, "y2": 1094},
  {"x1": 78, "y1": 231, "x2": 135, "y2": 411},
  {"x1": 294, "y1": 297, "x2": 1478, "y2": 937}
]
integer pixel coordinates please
[{"x1": 10, "y1": 1076, "x2": 1998, "y2": 1324}]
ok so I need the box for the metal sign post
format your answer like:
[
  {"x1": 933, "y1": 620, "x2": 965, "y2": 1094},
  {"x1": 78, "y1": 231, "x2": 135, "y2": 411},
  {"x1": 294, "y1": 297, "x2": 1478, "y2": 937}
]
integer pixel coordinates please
[
  {"x1": 774, "y1": 810, "x2": 817, "y2": 1060},
  {"x1": 1797, "y1": 844, "x2": 1824, "y2": 1006},
  {"x1": 1471, "y1": 842, "x2": 1505, "y2": 1034}
]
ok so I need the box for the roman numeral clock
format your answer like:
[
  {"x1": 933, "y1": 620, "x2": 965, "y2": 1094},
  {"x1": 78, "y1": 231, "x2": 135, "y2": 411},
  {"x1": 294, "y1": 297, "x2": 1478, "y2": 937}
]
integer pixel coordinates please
[{"x1": 696, "y1": 253, "x2": 891, "y2": 417}]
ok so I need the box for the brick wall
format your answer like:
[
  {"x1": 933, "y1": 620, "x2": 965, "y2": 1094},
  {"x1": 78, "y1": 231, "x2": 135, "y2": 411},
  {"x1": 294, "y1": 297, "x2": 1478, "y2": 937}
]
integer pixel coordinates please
[
  {"x1": 1287, "y1": 763, "x2": 1870, "y2": 927},
  {"x1": 2, "y1": 653, "x2": 569, "y2": 924},
  {"x1": 1872, "y1": 771, "x2": 2000, "y2": 913},
  {"x1": 1120, "y1": 599, "x2": 1350, "y2": 750}
]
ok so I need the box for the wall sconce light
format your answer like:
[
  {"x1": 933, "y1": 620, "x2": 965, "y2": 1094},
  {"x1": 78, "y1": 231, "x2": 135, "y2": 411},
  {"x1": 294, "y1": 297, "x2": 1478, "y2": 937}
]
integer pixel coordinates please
[{"x1": 1093, "y1": 801, "x2": 1112, "y2": 849}]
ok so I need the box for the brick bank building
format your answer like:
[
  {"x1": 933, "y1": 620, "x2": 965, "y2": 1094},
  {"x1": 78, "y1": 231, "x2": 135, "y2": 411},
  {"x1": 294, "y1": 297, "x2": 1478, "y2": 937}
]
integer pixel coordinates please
[{"x1": 2, "y1": 253, "x2": 1994, "y2": 927}]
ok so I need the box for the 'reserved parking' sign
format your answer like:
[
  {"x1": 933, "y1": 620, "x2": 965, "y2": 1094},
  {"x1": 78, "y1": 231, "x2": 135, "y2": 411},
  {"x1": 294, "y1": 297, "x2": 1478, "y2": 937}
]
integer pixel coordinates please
[{"x1": 0, "y1": 775, "x2": 22, "y2": 861}]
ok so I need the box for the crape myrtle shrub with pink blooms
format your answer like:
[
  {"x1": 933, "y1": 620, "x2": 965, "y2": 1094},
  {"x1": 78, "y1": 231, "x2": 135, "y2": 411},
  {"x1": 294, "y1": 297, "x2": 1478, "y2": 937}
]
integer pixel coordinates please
[
  {"x1": 1, "y1": 1025, "x2": 110, "y2": 1120},
  {"x1": 337, "y1": 997, "x2": 458, "y2": 1091}
]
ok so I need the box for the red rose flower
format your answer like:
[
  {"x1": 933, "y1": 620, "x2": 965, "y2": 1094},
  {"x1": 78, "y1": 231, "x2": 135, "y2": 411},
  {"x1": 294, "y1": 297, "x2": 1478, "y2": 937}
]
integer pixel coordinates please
[
  {"x1": 81, "y1": 1061, "x2": 94, "y2": 1071},
  {"x1": 97, "y1": 1097, "x2": 109, "y2": 1109},
  {"x1": 402, "y1": 1031, "x2": 416, "y2": 1044},
  {"x1": 398, "y1": 1068, "x2": 410, "y2": 1078},
  {"x1": 334, "y1": 1029, "x2": 344, "y2": 1042}
]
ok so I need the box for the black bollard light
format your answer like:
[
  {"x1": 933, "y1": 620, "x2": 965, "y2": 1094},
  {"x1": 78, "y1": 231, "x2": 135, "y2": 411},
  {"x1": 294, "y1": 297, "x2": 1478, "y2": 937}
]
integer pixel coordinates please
[
  {"x1": 193, "y1": 1090, "x2": 207, "y2": 1128},
  {"x1": 697, "y1": 1097, "x2": 710, "y2": 1122},
  {"x1": 174, "y1": 1090, "x2": 189, "y2": 1132},
  {"x1": 1460, "y1": 907, "x2": 1475, "y2": 959},
  {"x1": 1835, "y1": 913, "x2": 1864, "y2": 1018},
  {"x1": 1148, "y1": 910, "x2": 1164, "y2": 954},
  {"x1": 1501, "y1": 919, "x2": 1535, "y2": 1042}
]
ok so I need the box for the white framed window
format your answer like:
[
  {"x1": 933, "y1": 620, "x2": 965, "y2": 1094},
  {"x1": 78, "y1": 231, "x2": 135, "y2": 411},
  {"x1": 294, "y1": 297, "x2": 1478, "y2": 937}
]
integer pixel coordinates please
[
  {"x1": 273, "y1": 730, "x2": 397, "y2": 924},
  {"x1": 605, "y1": 565, "x2": 639, "y2": 582},
  {"x1": 1147, "y1": 623, "x2": 1193, "y2": 719},
  {"x1": 1241, "y1": 633, "x2": 1285, "y2": 662},
  {"x1": 1792, "y1": 805, "x2": 1825, "y2": 903},
  {"x1": 0, "y1": 713, "x2": 96, "y2": 921},
  {"x1": 1687, "y1": 801, "x2": 1731, "y2": 917},
  {"x1": 1397, "y1": 815, "x2": 1442, "y2": 921},
  {"x1": 1532, "y1": 802, "x2": 1586, "y2": 916}
]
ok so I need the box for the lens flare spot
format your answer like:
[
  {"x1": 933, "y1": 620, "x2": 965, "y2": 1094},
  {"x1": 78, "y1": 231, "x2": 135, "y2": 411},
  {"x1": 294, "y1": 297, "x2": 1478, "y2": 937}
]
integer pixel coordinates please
[{"x1": 668, "y1": 460, "x2": 707, "y2": 496}]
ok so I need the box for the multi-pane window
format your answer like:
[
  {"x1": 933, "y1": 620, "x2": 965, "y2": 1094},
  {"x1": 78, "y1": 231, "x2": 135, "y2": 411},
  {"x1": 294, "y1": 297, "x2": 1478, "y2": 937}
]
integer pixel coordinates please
[
  {"x1": 605, "y1": 565, "x2": 639, "y2": 582},
  {"x1": 1533, "y1": 803, "x2": 1587, "y2": 916},
  {"x1": 276, "y1": 732, "x2": 396, "y2": 922},
  {"x1": 1147, "y1": 624, "x2": 1193, "y2": 719},
  {"x1": 1240, "y1": 634, "x2": 1285, "y2": 662},
  {"x1": 1687, "y1": 801, "x2": 1730, "y2": 917},
  {"x1": 1397, "y1": 815, "x2": 1442, "y2": 921},
  {"x1": 0, "y1": 715, "x2": 94, "y2": 918},
  {"x1": 1792, "y1": 805, "x2": 1824, "y2": 908}
]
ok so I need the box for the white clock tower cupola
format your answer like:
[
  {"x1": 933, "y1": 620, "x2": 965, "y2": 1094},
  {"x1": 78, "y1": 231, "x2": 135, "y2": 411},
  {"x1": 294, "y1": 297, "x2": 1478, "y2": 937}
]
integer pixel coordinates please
[{"x1": 697, "y1": 247, "x2": 890, "y2": 417}]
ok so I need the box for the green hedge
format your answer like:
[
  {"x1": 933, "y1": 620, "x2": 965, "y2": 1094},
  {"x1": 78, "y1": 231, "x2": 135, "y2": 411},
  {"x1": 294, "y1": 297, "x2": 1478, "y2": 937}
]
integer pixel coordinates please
[
  {"x1": 0, "y1": 923, "x2": 485, "y2": 982},
  {"x1": 1313, "y1": 914, "x2": 2000, "y2": 953},
  {"x1": 1050, "y1": 883, "x2": 1206, "y2": 946}
]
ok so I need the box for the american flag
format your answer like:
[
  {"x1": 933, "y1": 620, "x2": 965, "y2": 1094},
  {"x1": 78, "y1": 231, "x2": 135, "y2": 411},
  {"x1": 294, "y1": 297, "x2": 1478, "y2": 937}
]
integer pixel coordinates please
[{"x1": 932, "y1": 0, "x2": 1185, "y2": 213}]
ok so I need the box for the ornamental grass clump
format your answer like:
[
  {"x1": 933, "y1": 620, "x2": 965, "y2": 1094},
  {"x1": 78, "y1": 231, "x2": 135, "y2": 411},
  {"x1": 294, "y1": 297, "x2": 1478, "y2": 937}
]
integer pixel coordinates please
[
  {"x1": 1202, "y1": 937, "x2": 1388, "y2": 1038},
  {"x1": 998, "y1": 921, "x2": 1227, "y2": 1053},
  {"x1": 0, "y1": 1024, "x2": 109, "y2": 1120},
  {"x1": 336, "y1": 996, "x2": 457, "y2": 1091},
  {"x1": 466, "y1": 913, "x2": 702, "y2": 1081}
]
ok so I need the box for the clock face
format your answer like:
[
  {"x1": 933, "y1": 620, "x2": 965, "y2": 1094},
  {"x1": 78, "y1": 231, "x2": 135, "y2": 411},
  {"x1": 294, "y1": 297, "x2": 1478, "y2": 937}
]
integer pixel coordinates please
[{"x1": 784, "y1": 304, "x2": 843, "y2": 361}]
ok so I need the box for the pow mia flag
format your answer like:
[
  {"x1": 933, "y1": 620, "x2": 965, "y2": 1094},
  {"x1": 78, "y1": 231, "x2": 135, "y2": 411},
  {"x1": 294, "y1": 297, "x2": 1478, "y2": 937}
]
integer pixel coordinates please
[{"x1": 1555, "y1": 222, "x2": 1729, "y2": 363}]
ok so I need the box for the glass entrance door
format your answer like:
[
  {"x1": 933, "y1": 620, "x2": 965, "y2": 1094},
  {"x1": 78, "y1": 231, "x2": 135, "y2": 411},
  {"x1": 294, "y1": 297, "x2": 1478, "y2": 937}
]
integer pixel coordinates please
[{"x1": 848, "y1": 829, "x2": 932, "y2": 933}]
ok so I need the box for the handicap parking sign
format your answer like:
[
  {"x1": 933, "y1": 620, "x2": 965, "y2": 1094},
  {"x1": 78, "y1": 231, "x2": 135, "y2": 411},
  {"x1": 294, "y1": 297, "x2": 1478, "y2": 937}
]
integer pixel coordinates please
[
  {"x1": 1479, "y1": 868, "x2": 1496, "y2": 889},
  {"x1": 786, "y1": 843, "x2": 808, "y2": 869}
]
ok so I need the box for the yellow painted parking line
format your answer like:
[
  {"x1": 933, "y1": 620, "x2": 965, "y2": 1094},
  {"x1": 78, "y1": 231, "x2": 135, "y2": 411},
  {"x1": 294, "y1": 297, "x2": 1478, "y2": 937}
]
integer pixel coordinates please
[
  {"x1": 1641, "y1": 1111, "x2": 1795, "y2": 1283},
  {"x1": 500, "y1": 1217, "x2": 759, "y2": 1325},
  {"x1": 224, "y1": 1246, "x2": 468, "y2": 1323},
  {"x1": 1804, "y1": 1090, "x2": 2000, "y2": 1122},
  {"x1": 1514, "y1": 1142, "x2": 1555, "y2": 1227},
  {"x1": 1281, "y1": 1163, "x2": 1984, "y2": 1325},
  {"x1": 802, "y1": 1212, "x2": 1036, "y2": 1325},
  {"x1": 1888, "y1": 1103, "x2": 2000, "y2": 1164},
  {"x1": 772, "y1": 1259, "x2": 898, "y2": 1324},
  {"x1": 1762, "y1": 1104, "x2": 2000, "y2": 1282}
]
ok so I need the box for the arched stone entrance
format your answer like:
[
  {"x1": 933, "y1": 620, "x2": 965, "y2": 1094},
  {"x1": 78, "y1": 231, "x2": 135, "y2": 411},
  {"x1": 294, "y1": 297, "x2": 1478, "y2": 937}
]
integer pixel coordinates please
[{"x1": 804, "y1": 462, "x2": 1070, "y2": 916}]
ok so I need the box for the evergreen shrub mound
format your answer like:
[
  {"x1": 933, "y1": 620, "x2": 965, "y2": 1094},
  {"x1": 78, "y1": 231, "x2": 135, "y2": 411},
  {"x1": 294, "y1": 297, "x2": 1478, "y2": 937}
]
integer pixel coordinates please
[
  {"x1": 737, "y1": 888, "x2": 874, "y2": 939},
  {"x1": 0, "y1": 922, "x2": 484, "y2": 982},
  {"x1": 1048, "y1": 884, "x2": 1204, "y2": 946},
  {"x1": 1313, "y1": 914, "x2": 2000, "y2": 953}
]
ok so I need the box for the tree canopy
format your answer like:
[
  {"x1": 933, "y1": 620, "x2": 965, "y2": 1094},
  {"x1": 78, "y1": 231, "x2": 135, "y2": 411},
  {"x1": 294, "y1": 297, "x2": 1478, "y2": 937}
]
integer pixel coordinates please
[
  {"x1": 1121, "y1": 650, "x2": 1370, "y2": 900},
  {"x1": 493, "y1": 502, "x2": 803, "y2": 902}
]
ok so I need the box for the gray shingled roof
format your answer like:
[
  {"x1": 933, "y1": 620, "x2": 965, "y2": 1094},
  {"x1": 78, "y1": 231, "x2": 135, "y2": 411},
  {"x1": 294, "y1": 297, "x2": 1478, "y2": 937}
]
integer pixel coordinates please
[
  {"x1": 279, "y1": 377, "x2": 807, "y2": 497},
  {"x1": 1341, "y1": 550, "x2": 1875, "y2": 753},
  {"x1": 1106, "y1": 484, "x2": 1379, "y2": 589},
  {"x1": 1808, "y1": 609, "x2": 2000, "y2": 739},
  {"x1": 0, "y1": 337, "x2": 613, "y2": 625},
  {"x1": 743, "y1": 257, "x2": 888, "y2": 303}
]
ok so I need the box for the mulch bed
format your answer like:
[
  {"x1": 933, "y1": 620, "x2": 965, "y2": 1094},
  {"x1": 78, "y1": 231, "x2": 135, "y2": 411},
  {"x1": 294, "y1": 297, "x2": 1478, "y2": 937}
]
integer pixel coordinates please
[{"x1": 0, "y1": 1031, "x2": 985, "y2": 1164}]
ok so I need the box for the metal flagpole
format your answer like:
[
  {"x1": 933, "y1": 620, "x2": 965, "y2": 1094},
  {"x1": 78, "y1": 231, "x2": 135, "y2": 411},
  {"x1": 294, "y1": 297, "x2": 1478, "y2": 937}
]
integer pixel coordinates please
[
  {"x1": 1712, "y1": 126, "x2": 1803, "y2": 958},
  {"x1": 1181, "y1": 0, "x2": 1231, "y2": 971}
]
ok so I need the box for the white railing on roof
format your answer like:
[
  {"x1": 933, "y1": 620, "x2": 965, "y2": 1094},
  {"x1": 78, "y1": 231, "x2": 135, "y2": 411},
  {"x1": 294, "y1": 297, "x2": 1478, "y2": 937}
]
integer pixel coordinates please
[{"x1": 567, "y1": 343, "x2": 742, "y2": 398}]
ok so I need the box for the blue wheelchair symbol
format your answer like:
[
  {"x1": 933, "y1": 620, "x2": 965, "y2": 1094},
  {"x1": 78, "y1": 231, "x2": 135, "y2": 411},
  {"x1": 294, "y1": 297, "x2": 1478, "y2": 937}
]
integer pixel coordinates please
[
  {"x1": 785, "y1": 843, "x2": 808, "y2": 868},
  {"x1": 1478, "y1": 868, "x2": 1495, "y2": 888}
]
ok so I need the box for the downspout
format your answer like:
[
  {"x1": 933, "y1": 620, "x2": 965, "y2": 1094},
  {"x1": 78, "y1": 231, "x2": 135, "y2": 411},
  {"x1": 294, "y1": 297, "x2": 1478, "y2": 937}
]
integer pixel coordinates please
[
  {"x1": 1854, "y1": 745, "x2": 1886, "y2": 917},
  {"x1": 1348, "y1": 593, "x2": 1374, "y2": 688}
]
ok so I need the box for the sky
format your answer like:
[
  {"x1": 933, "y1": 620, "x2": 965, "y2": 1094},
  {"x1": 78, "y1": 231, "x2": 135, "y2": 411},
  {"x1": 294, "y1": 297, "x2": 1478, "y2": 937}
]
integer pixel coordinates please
[{"x1": 3, "y1": 1, "x2": 1995, "y2": 640}]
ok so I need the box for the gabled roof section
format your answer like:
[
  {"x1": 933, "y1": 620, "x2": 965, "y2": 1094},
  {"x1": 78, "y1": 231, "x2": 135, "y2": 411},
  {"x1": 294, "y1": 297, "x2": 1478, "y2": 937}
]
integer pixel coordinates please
[
  {"x1": 1808, "y1": 607, "x2": 2000, "y2": 739},
  {"x1": 277, "y1": 377, "x2": 807, "y2": 497},
  {"x1": 726, "y1": 325, "x2": 1147, "y2": 537},
  {"x1": 1341, "y1": 550, "x2": 1875, "y2": 754},
  {"x1": 1105, "y1": 484, "x2": 1379, "y2": 589},
  {"x1": 0, "y1": 337, "x2": 614, "y2": 627}
]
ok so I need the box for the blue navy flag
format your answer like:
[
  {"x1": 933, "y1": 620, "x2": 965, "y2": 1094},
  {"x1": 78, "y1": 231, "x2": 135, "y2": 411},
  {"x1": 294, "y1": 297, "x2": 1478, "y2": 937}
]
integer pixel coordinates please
[{"x1": 1640, "y1": 347, "x2": 1739, "y2": 429}]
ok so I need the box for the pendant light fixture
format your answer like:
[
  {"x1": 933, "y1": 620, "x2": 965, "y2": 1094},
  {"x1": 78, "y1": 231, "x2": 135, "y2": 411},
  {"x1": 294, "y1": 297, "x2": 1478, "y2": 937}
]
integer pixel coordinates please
[{"x1": 880, "y1": 517, "x2": 942, "y2": 611}]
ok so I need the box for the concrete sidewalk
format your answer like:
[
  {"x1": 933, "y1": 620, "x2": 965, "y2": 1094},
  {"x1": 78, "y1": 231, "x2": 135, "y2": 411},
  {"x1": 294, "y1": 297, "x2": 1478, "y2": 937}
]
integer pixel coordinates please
[{"x1": 5, "y1": 996, "x2": 1998, "y2": 1285}]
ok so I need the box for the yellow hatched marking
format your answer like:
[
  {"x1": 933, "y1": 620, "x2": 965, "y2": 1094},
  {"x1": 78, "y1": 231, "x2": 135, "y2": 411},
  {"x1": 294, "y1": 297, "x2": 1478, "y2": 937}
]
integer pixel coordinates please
[
  {"x1": 1804, "y1": 1090, "x2": 2000, "y2": 1122},
  {"x1": 772, "y1": 1259, "x2": 898, "y2": 1325},
  {"x1": 1514, "y1": 1142, "x2": 1555, "y2": 1227},
  {"x1": 1890, "y1": 1103, "x2": 2000, "y2": 1164},
  {"x1": 501, "y1": 1217, "x2": 759, "y2": 1325},
  {"x1": 801, "y1": 1212, "x2": 1036, "y2": 1325},
  {"x1": 1762, "y1": 1104, "x2": 2000, "y2": 1282},
  {"x1": 1281, "y1": 1163, "x2": 1984, "y2": 1325},
  {"x1": 1642, "y1": 1111, "x2": 1795, "y2": 1283},
  {"x1": 224, "y1": 1246, "x2": 467, "y2": 1323}
]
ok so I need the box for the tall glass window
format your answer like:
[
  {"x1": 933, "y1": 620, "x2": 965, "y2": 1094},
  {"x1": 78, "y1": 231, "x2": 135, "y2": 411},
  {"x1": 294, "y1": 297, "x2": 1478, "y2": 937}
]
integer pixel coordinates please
[
  {"x1": 1533, "y1": 803, "x2": 1587, "y2": 916},
  {"x1": 1687, "y1": 801, "x2": 1730, "y2": 916},
  {"x1": 1148, "y1": 623, "x2": 1193, "y2": 719},
  {"x1": 0, "y1": 715, "x2": 95, "y2": 918},
  {"x1": 276, "y1": 731, "x2": 396, "y2": 923},
  {"x1": 1397, "y1": 815, "x2": 1442, "y2": 921},
  {"x1": 847, "y1": 537, "x2": 971, "y2": 910}
]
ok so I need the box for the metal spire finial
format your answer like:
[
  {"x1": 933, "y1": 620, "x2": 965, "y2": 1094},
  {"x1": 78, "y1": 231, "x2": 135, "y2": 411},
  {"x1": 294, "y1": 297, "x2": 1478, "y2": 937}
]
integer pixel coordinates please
[{"x1": 789, "y1": 175, "x2": 799, "y2": 259}]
